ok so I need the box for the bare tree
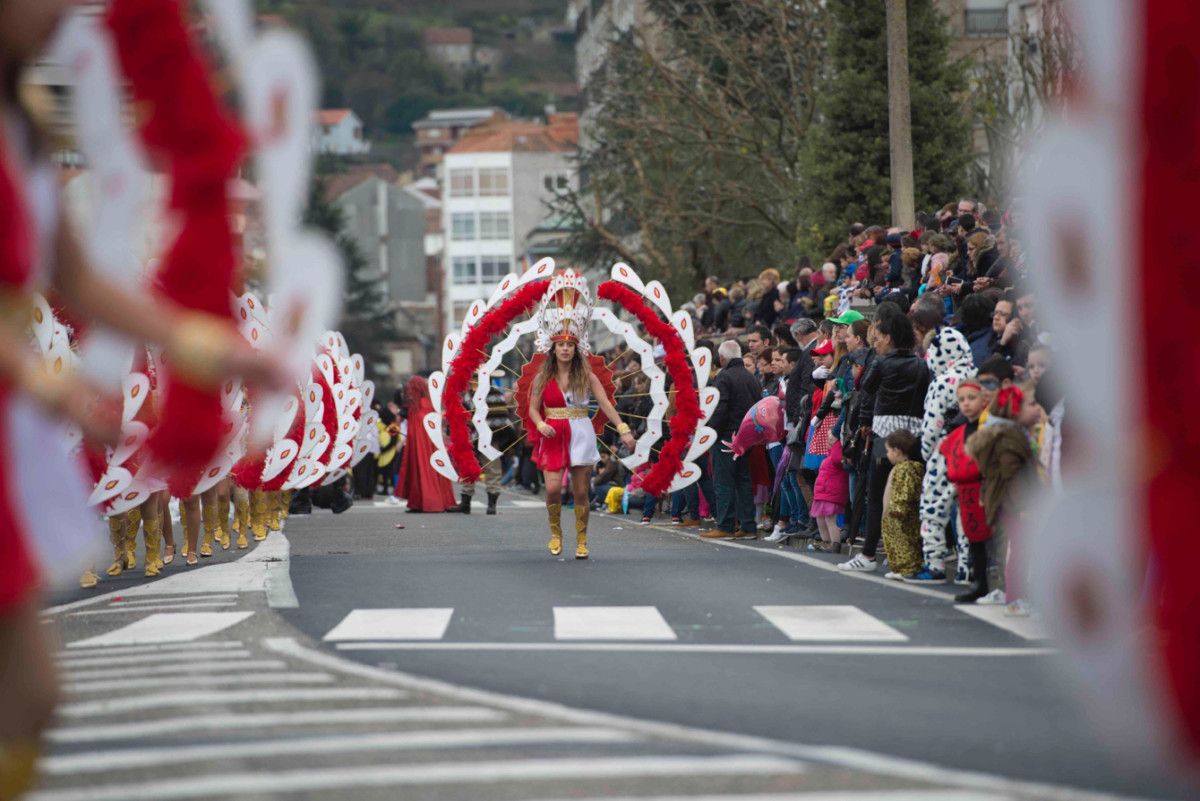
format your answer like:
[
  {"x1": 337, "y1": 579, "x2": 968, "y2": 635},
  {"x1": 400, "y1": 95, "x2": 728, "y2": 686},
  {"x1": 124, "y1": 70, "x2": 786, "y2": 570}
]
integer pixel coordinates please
[
  {"x1": 555, "y1": 0, "x2": 828, "y2": 296},
  {"x1": 971, "y1": 0, "x2": 1079, "y2": 203}
]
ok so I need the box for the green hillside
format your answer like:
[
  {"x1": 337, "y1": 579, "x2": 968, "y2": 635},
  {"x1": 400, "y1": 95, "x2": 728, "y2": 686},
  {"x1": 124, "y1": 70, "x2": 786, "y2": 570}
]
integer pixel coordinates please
[{"x1": 259, "y1": 0, "x2": 578, "y2": 166}]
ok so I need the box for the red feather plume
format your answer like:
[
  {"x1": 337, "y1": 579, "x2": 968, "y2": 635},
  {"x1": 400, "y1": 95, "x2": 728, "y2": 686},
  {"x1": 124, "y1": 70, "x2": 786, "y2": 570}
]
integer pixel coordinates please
[
  {"x1": 597, "y1": 281, "x2": 701, "y2": 496},
  {"x1": 442, "y1": 281, "x2": 551, "y2": 483}
]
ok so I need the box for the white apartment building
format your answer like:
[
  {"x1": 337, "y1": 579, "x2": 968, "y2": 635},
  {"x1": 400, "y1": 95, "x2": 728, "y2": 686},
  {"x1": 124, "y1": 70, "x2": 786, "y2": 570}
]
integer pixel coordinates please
[{"x1": 440, "y1": 115, "x2": 578, "y2": 334}]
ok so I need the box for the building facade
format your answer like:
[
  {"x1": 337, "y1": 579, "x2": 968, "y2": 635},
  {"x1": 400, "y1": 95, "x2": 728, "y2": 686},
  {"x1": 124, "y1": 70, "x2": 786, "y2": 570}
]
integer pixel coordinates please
[
  {"x1": 313, "y1": 109, "x2": 371, "y2": 156},
  {"x1": 422, "y1": 27, "x2": 475, "y2": 71},
  {"x1": 411, "y1": 108, "x2": 508, "y2": 179},
  {"x1": 440, "y1": 115, "x2": 579, "y2": 333},
  {"x1": 326, "y1": 166, "x2": 437, "y2": 375}
]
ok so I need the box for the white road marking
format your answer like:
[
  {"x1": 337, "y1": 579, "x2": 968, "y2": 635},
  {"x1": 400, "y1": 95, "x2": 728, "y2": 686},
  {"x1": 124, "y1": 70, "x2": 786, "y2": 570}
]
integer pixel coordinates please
[
  {"x1": 101, "y1": 594, "x2": 239, "y2": 606},
  {"x1": 58, "y1": 650, "x2": 254, "y2": 669},
  {"x1": 41, "y1": 727, "x2": 639, "y2": 774},
  {"x1": 69, "y1": 601, "x2": 238, "y2": 616},
  {"x1": 323, "y1": 608, "x2": 454, "y2": 642},
  {"x1": 26, "y1": 755, "x2": 803, "y2": 801},
  {"x1": 956, "y1": 606, "x2": 1048, "y2": 641},
  {"x1": 553, "y1": 606, "x2": 677, "y2": 641},
  {"x1": 58, "y1": 641, "x2": 244, "y2": 657},
  {"x1": 754, "y1": 606, "x2": 909, "y2": 642},
  {"x1": 668, "y1": 527, "x2": 955, "y2": 602},
  {"x1": 334, "y1": 643, "x2": 1049, "y2": 657},
  {"x1": 65, "y1": 672, "x2": 333, "y2": 694},
  {"x1": 510, "y1": 499, "x2": 548, "y2": 508},
  {"x1": 47, "y1": 707, "x2": 508, "y2": 743},
  {"x1": 58, "y1": 687, "x2": 406, "y2": 718},
  {"x1": 266, "y1": 638, "x2": 1147, "y2": 801},
  {"x1": 519, "y1": 794, "x2": 1015, "y2": 801},
  {"x1": 68, "y1": 612, "x2": 254, "y2": 647},
  {"x1": 62, "y1": 660, "x2": 286, "y2": 682}
]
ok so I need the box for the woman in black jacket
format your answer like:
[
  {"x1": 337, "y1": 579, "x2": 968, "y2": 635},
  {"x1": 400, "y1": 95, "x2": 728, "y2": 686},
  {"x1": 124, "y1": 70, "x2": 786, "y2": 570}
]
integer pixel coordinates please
[{"x1": 839, "y1": 310, "x2": 930, "y2": 572}]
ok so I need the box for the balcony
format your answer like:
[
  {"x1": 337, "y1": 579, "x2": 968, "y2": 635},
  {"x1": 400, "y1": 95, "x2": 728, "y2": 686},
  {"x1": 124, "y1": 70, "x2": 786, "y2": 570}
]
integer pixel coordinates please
[{"x1": 965, "y1": 8, "x2": 1008, "y2": 37}]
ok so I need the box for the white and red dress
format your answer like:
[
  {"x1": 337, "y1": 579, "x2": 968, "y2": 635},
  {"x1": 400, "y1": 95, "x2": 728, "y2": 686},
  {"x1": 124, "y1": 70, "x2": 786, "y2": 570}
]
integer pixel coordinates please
[{"x1": 531, "y1": 380, "x2": 600, "y2": 472}]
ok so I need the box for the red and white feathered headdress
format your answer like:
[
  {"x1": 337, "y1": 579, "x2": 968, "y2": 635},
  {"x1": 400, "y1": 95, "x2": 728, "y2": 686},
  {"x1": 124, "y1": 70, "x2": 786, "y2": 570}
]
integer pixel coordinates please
[{"x1": 534, "y1": 270, "x2": 593, "y2": 354}]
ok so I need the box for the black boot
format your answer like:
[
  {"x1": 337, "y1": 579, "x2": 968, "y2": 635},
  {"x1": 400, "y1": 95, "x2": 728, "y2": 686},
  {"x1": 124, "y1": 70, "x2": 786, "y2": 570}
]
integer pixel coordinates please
[
  {"x1": 455, "y1": 494, "x2": 472, "y2": 514},
  {"x1": 486, "y1": 493, "x2": 499, "y2": 515},
  {"x1": 954, "y1": 541, "x2": 990, "y2": 604}
]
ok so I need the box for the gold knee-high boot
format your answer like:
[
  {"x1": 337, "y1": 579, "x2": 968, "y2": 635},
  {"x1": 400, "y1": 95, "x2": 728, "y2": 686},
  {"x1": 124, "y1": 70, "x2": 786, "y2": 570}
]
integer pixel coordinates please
[
  {"x1": 216, "y1": 497, "x2": 231, "y2": 550},
  {"x1": 547, "y1": 503, "x2": 563, "y2": 556},
  {"x1": 143, "y1": 516, "x2": 162, "y2": 577},
  {"x1": 250, "y1": 492, "x2": 268, "y2": 541},
  {"x1": 123, "y1": 508, "x2": 141, "y2": 569},
  {"x1": 0, "y1": 740, "x2": 40, "y2": 801},
  {"x1": 574, "y1": 506, "x2": 589, "y2": 560},
  {"x1": 199, "y1": 503, "x2": 216, "y2": 557},
  {"x1": 105, "y1": 516, "x2": 125, "y2": 577},
  {"x1": 280, "y1": 491, "x2": 293, "y2": 522},
  {"x1": 234, "y1": 494, "x2": 250, "y2": 549},
  {"x1": 267, "y1": 491, "x2": 283, "y2": 532}
]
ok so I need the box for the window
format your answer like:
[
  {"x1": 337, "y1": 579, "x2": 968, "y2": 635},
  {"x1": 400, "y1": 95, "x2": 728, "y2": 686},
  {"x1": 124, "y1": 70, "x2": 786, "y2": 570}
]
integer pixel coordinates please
[
  {"x1": 478, "y1": 167, "x2": 510, "y2": 197},
  {"x1": 449, "y1": 169, "x2": 474, "y2": 197},
  {"x1": 478, "y1": 211, "x2": 511, "y2": 240},
  {"x1": 543, "y1": 171, "x2": 571, "y2": 194},
  {"x1": 480, "y1": 256, "x2": 511, "y2": 283},
  {"x1": 450, "y1": 212, "x2": 476, "y2": 241},
  {"x1": 451, "y1": 257, "x2": 477, "y2": 285},
  {"x1": 964, "y1": 8, "x2": 1007, "y2": 36},
  {"x1": 427, "y1": 128, "x2": 443, "y2": 138}
]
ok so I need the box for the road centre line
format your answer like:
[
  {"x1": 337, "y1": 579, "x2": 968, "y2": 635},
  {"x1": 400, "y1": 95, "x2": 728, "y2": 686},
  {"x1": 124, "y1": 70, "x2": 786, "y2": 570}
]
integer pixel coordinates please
[
  {"x1": 264, "y1": 638, "x2": 1146, "y2": 801},
  {"x1": 26, "y1": 755, "x2": 802, "y2": 801},
  {"x1": 46, "y1": 707, "x2": 509, "y2": 743},
  {"x1": 61, "y1": 660, "x2": 287, "y2": 682},
  {"x1": 41, "y1": 727, "x2": 639, "y2": 774},
  {"x1": 59, "y1": 687, "x2": 406, "y2": 718},
  {"x1": 332, "y1": 642, "x2": 1052, "y2": 657},
  {"x1": 65, "y1": 672, "x2": 334, "y2": 694}
]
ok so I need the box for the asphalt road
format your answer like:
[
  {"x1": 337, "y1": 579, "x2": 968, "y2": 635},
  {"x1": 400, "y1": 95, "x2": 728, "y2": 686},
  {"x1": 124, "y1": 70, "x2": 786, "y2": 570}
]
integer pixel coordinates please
[{"x1": 38, "y1": 493, "x2": 1195, "y2": 801}]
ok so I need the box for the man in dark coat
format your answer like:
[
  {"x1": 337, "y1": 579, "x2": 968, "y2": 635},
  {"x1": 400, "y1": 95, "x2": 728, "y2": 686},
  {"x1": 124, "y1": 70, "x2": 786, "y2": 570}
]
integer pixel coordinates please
[{"x1": 705, "y1": 339, "x2": 763, "y2": 539}]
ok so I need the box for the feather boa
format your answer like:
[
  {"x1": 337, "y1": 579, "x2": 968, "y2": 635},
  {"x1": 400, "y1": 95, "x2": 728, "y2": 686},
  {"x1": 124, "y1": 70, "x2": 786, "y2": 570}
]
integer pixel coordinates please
[
  {"x1": 597, "y1": 282, "x2": 701, "y2": 497},
  {"x1": 443, "y1": 281, "x2": 551, "y2": 483},
  {"x1": 107, "y1": 0, "x2": 247, "y2": 491}
]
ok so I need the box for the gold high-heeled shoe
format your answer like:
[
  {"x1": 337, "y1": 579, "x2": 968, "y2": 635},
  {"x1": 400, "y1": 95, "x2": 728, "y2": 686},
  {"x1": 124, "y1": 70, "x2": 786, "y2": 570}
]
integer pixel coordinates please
[{"x1": 79, "y1": 567, "x2": 99, "y2": 589}]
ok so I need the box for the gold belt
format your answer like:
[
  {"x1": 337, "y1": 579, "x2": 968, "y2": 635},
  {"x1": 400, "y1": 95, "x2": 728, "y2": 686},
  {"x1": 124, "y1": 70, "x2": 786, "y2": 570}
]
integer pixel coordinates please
[{"x1": 545, "y1": 408, "x2": 589, "y2": 420}]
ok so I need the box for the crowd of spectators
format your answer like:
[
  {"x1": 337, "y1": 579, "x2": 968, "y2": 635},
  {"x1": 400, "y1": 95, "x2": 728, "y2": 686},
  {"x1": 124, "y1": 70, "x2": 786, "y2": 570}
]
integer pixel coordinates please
[{"x1": 364, "y1": 198, "x2": 1059, "y2": 615}]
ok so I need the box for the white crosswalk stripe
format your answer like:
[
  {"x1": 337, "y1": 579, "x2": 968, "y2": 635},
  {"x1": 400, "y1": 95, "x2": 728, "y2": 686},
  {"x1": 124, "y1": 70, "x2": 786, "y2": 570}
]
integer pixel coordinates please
[
  {"x1": 58, "y1": 687, "x2": 407, "y2": 718},
  {"x1": 68, "y1": 612, "x2": 255, "y2": 647},
  {"x1": 956, "y1": 606, "x2": 1048, "y2": 641},
  {"x1": 553, "y1": 606, "x2": 677, "y2": 640},
  {"x1": 62, "y1": 660, "x2": 287, "y2": 682},
  {"x1": 65, "y1": 672, "x2": 335, "y2": 694},
  {"x1": 754, "y1": 606, "x2": 909, "y2": 642},
  {"x1": 323, "y1": 608, "x2": 454, "y2": 641}
]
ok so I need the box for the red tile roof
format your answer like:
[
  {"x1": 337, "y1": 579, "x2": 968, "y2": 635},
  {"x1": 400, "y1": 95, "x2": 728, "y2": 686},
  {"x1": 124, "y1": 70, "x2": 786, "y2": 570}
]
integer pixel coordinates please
[
  {"x1": 317, "y1": 109, "x2": 353, "y2": 127},
  {"x1": 449, "y1": 115, "x2": 579, "y2": 155},
  {"x1": 423, "y1": 27, "x2": 473, "y2": 46}
]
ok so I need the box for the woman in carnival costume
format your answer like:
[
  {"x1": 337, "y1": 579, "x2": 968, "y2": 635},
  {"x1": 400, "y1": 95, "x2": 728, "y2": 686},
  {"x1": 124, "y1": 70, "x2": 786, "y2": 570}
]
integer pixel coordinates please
[
  {"x1": 524, "y1": 273, "x2": 636, "y2": 559},
  {"x1": 0, "y1": 2, "x2": 281, "y2": 796}
]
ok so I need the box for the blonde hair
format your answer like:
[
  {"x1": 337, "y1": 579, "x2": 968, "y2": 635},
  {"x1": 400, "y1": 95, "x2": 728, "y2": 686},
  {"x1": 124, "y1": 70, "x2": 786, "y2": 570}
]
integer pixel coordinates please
[{"x1": 758, "y1": 267, "x2": 781, "y2": 284}]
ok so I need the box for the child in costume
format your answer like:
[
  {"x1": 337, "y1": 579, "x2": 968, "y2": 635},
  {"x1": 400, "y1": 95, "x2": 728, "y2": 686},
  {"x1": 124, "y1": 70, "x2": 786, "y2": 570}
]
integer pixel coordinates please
[{"x1": 881, "y1": 429, "x2": 925, "y2": 579}]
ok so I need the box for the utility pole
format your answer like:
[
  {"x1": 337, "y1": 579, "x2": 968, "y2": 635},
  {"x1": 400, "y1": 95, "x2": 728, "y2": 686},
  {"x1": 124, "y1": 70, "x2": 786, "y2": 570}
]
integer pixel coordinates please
[{"x1": 885, "y1": 0, "x2": 916, "y2": 229}]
